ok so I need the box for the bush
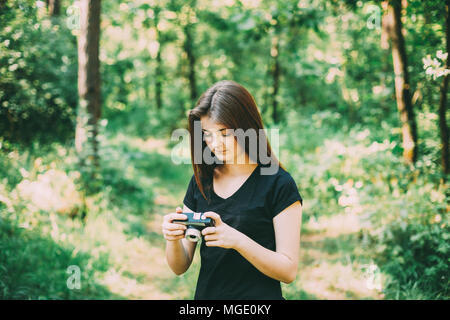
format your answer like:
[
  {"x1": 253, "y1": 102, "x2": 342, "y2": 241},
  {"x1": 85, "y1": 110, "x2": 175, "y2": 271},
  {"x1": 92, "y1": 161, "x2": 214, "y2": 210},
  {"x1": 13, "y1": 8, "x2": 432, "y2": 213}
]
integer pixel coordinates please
[
  {"x1": 362, "y1": 180, "x2": 449, "y2": 299},
  {"x1": 371, "y1": 220, "x2": 449, "y2": 299},
  {"x1": 0, "y1": 209, "x2": 117, "y2": 299},
  {"x1": 0, "y1": 1, "x2": 78, "y2": 146}
]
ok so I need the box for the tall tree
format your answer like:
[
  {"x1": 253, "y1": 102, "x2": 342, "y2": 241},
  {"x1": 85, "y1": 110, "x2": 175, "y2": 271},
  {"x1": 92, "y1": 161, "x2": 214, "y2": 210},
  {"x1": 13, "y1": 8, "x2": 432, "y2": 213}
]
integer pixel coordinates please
[
  {"x1": 155, "y1": 11, "x2": 163, "y2": 110},
  {"x1": 46, "y1": 0, "x2": 60, "y2": 16},
  {"x1": 270, "y1": 33, "x2": 280, "y2": 123},
  {"x1": 382, "y1": 0, "x2": 418, "y2": 164},
  {"x1": 75, "y1": 0, "x2": 102, "y2": 171},
  {"x1": 182, "y1": 1, "x2": 198, "y2": 104},
  {"x1": 141, "y1": 3, "x2": 165, "y2": 110},
  {"x1": 183, "y1": 25, "x2": 197, "y2": 104},
  {"x1": 439, "y1": 0, "x2": 449, "y2": 177}
]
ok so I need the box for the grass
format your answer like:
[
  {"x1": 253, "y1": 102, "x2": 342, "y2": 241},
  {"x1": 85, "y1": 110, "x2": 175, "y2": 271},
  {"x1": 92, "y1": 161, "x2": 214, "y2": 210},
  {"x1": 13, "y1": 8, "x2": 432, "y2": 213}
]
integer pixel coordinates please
[{"x1": 0, "y1": 212, "x2": 122, "y2": 299}]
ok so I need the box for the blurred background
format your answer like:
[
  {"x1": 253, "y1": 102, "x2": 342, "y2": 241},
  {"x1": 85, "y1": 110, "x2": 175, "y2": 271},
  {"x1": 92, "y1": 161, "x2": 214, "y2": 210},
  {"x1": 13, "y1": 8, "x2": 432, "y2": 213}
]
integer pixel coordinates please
[{"x1": 0, "y1": 0, "x2": 448, "y2": 300}]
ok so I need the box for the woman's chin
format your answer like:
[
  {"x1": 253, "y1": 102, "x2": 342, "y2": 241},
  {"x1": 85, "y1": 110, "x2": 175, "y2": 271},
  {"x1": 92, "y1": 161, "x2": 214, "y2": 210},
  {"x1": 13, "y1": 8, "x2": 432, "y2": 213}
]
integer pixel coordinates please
[{"x1": 216, "y1": 153, "x2": 231, "y2": 163}]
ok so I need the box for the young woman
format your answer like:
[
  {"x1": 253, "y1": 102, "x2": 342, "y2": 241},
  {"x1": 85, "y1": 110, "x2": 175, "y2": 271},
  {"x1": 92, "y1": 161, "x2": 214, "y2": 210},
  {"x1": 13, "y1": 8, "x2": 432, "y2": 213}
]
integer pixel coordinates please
[{"x1": 162, "y1": 80, "x2": 303, "y2": 300}]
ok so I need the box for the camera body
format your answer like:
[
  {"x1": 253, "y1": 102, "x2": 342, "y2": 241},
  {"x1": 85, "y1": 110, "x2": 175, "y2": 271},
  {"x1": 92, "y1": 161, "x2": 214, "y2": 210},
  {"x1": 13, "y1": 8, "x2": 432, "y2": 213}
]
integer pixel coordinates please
[{"x1": 172, "y1": 212, "x2": 215, "y2": 242}]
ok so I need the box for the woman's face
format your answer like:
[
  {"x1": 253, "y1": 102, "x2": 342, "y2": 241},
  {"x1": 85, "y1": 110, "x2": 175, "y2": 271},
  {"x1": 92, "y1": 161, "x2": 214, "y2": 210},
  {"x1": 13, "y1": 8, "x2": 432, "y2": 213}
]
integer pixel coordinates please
[{"x1": 200, "y1": 116, "x2": 245, "y2": 164}]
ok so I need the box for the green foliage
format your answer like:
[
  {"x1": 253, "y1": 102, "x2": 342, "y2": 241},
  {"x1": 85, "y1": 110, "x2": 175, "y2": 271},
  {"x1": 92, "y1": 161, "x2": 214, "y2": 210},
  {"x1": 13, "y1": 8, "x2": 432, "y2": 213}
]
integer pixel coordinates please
[
  {"x1": 0, "y1": 210, "x2": 118, "y2": 299},
  {"x1": 0, "y1": 134, "x2": 167, "y2": 299},
  {"x1": 283, "y1": 108, "x2": 449, "y2": 299},
  {"x1": 0, "y1": 1, "x2": 78, "y2": 146},
  {"x1": 373, "y1": 222, "x2": 449, "y2": 299},
  {"x1": 97, "y1": 137, "x2": 158, "y2": 215}
]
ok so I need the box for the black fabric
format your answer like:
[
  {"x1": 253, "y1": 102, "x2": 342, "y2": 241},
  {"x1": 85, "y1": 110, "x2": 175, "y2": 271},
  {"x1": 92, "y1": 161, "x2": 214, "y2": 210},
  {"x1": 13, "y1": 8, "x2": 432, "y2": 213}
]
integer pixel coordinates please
[{"x1": 182, "y1": 163, "x2": 303, "y2": 300}]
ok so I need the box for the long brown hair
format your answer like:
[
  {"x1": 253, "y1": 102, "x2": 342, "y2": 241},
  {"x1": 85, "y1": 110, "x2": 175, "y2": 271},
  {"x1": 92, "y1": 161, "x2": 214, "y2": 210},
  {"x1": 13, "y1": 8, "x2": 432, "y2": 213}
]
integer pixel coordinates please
[{"x1": 188, "y1": 80, "x2": 284, "y2": 202}]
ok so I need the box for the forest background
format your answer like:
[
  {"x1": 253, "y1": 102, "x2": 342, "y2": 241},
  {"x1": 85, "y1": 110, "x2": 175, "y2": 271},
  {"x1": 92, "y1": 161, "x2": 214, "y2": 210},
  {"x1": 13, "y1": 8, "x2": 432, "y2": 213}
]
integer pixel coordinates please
[{"x1": 0, "y1": 0, "x2": 448, "y2": 300}]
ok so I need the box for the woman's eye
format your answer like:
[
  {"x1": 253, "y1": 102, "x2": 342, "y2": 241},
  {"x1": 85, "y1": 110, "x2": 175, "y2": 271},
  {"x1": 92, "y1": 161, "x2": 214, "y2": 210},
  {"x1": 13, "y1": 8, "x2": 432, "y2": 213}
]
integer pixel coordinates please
[{"x1": 203, "y1": 131, "x2": 232, "y2": 139}]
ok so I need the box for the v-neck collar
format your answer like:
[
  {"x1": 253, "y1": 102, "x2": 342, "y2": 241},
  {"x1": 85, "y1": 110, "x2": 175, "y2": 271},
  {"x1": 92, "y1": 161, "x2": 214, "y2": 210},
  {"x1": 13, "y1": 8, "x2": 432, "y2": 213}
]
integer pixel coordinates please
[{"x1": 211, "y1": 164, "x2": 259, "y2": 201}]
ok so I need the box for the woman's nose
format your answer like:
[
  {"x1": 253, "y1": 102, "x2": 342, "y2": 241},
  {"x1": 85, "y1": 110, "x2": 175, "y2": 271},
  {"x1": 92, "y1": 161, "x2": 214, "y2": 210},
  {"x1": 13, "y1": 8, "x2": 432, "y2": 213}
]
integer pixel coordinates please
[
  {"x1": 211, "y1": 136, "x2": 222, "y2": 149},
  {"x1": 210, "y1": 134, "x2": 224, "y2": 149}
]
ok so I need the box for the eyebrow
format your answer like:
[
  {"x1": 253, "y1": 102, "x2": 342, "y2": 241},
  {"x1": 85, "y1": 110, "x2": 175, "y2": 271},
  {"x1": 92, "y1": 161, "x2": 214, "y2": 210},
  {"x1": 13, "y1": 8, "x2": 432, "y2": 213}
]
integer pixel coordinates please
[{"x1": 202, "y1": 128, "x2": 228, "y2": 133}]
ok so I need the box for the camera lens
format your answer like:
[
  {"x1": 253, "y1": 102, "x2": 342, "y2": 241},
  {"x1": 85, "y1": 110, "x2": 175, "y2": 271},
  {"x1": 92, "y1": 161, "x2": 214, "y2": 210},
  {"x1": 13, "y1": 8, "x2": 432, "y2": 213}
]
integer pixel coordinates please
[{"x1": 185, "y1": 228, "x2": 201, "y2": 242}]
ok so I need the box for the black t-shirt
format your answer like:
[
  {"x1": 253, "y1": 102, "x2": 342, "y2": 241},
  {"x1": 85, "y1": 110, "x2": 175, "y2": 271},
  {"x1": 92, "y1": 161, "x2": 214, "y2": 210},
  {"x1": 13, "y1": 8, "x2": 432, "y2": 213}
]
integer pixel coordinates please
[{"x1": 183, "y1": 163, "x2": 303, "y2": 300}]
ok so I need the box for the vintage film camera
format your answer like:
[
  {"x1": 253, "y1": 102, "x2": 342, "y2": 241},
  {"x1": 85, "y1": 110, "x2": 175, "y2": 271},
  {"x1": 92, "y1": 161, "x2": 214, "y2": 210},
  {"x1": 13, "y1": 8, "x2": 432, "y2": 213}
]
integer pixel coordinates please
[{"x1": 172, "y1": 212, "x2": 215, "y2": 242}]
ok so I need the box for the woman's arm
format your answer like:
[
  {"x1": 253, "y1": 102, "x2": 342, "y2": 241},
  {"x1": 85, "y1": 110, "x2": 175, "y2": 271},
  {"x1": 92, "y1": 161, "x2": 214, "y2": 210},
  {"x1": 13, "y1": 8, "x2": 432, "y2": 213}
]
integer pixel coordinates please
[
  {"x1": 164, "y1": 204, "x2": 197, "y2": 275},
  {"x1": 235, "y1": 201, "x2": 302, "y2": 283},
  {"x1": 202, "y1": 201, "x2": 302, "y2": 283}
]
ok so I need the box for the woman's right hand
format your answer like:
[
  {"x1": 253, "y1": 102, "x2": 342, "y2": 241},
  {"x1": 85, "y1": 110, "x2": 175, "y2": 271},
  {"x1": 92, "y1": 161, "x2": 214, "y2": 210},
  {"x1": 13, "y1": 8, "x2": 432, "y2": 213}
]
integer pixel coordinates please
[{"x1": 162, "y1": 207, "x2": 188, "y2": 241}]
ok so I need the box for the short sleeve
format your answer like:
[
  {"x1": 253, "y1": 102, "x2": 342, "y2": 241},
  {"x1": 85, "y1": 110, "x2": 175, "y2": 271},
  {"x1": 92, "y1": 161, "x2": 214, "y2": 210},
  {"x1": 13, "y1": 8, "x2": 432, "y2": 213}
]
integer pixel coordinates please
[
  {"x1": 183, "y1": 174, "x2": 197, "y2": 212},
  {"x1": 269, "y1": 172, "x2": 303, "y2": 218}
]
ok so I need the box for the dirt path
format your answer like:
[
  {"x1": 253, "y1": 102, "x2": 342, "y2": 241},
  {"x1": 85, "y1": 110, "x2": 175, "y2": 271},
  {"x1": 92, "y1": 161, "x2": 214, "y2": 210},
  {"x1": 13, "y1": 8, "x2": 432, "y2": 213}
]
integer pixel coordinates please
[{"x1": 294, "y1": 213, "x2": 385, "y2": 299}]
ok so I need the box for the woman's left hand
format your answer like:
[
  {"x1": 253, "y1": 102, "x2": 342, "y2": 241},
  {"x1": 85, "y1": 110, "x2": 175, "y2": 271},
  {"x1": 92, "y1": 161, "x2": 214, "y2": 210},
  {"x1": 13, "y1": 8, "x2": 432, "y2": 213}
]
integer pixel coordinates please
[{"x1": 201, "y1": 211, "x2": 243, "y2": 249}]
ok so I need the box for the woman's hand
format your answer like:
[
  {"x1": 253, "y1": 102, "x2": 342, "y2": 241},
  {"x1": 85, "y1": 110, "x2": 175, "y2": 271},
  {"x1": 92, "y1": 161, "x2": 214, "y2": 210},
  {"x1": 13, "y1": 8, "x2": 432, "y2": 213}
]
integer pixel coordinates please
[
  {"x1": 201, "y1": 211, "x2": 244, "y2": 249},
  {"x1": 162, "y1": 207, "x2": 187, "y2": 241}
]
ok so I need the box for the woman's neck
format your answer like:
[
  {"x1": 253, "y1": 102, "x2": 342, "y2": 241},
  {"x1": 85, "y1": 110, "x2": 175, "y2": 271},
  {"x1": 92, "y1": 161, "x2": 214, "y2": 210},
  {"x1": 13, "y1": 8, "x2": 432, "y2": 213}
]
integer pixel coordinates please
[{"x1": 217, "y1": 162, "x2": 258, "y2": 177}]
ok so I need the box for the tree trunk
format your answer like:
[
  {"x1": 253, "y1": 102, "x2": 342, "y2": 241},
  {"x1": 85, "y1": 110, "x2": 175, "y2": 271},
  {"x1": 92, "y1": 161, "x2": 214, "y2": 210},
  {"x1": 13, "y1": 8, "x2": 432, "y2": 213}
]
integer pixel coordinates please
[
  {"x1": 381, "y1": 1, "x2": 391, "y2": 50},
  {"x1": 270, "y1": 35, "x2": 280, "y2": 124},
  {"x1": 383, "y1": 0, "x2": 418, "y2": 164},
  {"x1": 439, "y1": 0, "x2": 449, "y2": 177},
  {"x1": 183, "y1": 23, "x2": 197, "y2": 104},
  {"x1": 155, "y1": 28, "x2": 163, "y2": 110},
  {"x1": 75, "y1": 0, "x2": 101, "y2": 171},
  {"x1": 47, "y1": 0, "x2": 60, "y2": 16},
  {"x1": 0, "y1": 0, "x2": 6, "y2": 11}
]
